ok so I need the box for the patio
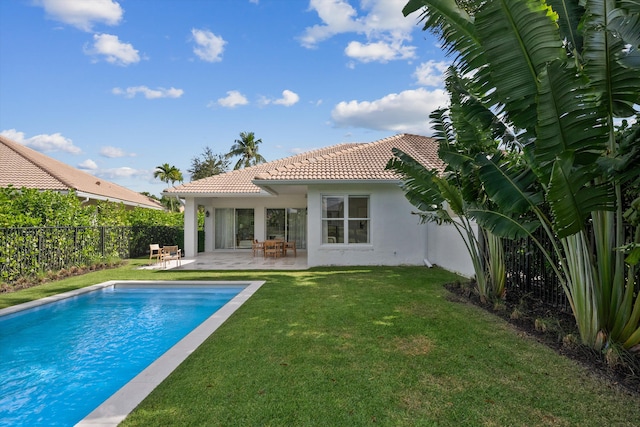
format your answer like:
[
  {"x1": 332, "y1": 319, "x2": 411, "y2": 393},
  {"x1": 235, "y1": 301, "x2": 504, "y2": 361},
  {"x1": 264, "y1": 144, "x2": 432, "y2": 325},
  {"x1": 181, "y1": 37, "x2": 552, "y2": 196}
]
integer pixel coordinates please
[{"x1": 139, "y1": 250, "x2": 308, "y2": 271}]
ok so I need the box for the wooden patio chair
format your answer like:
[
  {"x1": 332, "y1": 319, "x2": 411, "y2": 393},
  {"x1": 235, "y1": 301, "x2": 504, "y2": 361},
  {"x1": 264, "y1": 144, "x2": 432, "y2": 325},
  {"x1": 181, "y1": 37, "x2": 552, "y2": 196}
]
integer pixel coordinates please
[
  {"x1": 252, "y1": 240, "x2": 264, "y2": 257},
  {"x1": 263, "y1": 240, "x2": 281, "y2": 258},
  {"x1": 285, "y1": 241, "x2": 297, "y2": 257},
  {"x1": 149, "y1": 244, "x2": 162, "y2": 263},
  {"x1": 161, "y1": 245, "x2": 182, "y2": 268}
]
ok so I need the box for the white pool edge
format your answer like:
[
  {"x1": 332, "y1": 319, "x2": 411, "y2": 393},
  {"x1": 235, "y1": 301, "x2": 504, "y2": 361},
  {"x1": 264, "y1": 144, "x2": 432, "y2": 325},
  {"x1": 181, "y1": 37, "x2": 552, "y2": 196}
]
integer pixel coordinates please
[{"x1": 0, "y1": 280, "x2": 265, "y2": 427}]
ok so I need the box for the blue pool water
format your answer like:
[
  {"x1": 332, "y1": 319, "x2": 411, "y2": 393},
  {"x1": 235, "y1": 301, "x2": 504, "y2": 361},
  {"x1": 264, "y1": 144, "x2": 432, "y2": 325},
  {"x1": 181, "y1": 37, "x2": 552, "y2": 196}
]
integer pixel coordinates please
[{"x1": 0, "y1": 285, "x2": 244, "y2": 426}]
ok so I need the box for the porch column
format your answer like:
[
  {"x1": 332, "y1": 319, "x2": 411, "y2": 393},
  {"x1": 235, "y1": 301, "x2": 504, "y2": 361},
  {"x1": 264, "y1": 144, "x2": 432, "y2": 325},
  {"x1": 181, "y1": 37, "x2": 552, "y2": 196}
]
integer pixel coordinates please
[{"x1": 183, "y1": 197, "x2": 198, "y2": 258}]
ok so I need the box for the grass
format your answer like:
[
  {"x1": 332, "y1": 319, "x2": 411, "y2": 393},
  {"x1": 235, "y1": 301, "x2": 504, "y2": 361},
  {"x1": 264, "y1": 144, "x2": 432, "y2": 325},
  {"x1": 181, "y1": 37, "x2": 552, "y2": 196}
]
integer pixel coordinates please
[{"x1": 2, "y1": 260, "x2": 639, "y2": 426}]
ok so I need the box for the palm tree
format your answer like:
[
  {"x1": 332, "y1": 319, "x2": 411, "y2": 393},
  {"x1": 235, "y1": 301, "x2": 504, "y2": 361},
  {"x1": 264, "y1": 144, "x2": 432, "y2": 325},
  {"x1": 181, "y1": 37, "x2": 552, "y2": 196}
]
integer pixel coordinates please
[
  {"x1": 226, "y1": 131, "x2": 267, "y2": 170},
  {"x1": 154, "y1": 163, "x2": 183, "y2": 211},
  {"x1": 400, "y1": 0, "x2": 640, "y2": 350}
]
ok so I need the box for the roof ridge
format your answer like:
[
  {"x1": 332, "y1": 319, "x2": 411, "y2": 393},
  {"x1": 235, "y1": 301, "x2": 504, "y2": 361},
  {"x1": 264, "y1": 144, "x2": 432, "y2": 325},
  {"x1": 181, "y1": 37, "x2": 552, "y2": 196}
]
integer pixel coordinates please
[
  {"x1": 186, "y1": 142, "x2": 364, "y2": 185},
  {"x1": 0, "y1": 136, "x2": 72, "y2": 187}
]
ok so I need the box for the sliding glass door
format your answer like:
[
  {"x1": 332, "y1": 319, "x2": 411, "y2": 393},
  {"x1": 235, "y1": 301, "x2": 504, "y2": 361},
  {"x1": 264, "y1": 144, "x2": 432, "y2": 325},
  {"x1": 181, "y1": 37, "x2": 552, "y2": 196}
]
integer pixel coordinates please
[
  {"x1": 214, "y1": 208, "x2": 254, "y2": 249},
  {"x1": 235, "y1": 209, "x2": 254, "y2": 248},
  {"x1": 266, "y1": 208, "x2": 306, "y2": 249}
]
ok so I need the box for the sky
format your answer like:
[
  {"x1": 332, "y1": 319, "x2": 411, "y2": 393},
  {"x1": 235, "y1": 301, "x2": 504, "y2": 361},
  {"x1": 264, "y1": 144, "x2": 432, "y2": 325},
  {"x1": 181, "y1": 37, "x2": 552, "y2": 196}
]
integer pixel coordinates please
[{"x1": 0, "y1": 0, "x2": 450, "y2": 197}]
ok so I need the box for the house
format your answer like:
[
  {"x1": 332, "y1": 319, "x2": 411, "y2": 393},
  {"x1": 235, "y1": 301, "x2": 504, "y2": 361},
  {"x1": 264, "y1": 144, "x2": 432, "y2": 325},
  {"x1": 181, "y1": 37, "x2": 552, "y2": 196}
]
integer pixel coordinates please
[
  {"x1": 166, "y1": 133, "x2": 474, "y2": 275},
  {"x1": 0, "y1": 135, "x2": 164, "y2": 210}
]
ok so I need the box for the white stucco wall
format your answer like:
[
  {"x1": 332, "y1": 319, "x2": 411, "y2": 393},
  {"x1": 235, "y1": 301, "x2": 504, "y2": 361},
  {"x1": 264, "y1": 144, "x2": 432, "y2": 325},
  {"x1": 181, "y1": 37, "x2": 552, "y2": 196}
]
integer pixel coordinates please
[
  {"x1": 425, "y1": 220, "x2": 476, "y2": 278},
  {"x1": 306, "y1": 184, "x2": 428, "y2": 267},
  {"x1": 182, "y1": 186, "x2": 476, "y2": 277}
]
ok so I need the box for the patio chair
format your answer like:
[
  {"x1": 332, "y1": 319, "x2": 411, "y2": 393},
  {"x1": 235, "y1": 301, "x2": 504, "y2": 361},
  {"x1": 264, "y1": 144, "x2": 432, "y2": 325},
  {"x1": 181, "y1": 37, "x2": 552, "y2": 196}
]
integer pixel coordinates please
[
  {"x1": 252, "y1": 240, "x2": 264, "y2": 257},
  {"x1": 263, "y1": 240, "x2": 281, "y2": 258},
  {"x1": 285, "y1": 241, "x2": 297, "y2": 257},
  {"x1": 149, "y1": 244, "x2": 162, "y2": 263},
  {"x1": 161, "y1": 245, "x2": 181, "y2": 268}
]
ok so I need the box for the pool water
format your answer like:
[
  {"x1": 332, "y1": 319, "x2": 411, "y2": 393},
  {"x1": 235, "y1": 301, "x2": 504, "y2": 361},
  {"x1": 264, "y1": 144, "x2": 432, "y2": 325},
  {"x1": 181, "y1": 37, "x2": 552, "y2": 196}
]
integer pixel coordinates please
[{"x1": 0, "y1": 285, "x2": 244, "y2": 426}]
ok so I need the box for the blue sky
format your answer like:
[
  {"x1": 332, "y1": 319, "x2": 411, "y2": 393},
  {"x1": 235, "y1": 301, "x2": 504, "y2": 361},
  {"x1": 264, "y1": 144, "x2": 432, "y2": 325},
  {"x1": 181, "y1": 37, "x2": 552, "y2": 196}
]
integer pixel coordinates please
[{"x1": 0, "y1": 0, "x2": 449, "y2": 197}]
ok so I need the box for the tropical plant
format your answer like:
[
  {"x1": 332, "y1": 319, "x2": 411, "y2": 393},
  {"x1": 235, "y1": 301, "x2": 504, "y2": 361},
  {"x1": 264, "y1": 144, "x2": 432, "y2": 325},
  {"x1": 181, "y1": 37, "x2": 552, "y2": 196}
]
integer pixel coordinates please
[
  {"x1": 387, "y1": 93, "x2": 509, "y2": 302},
  {"x1": 188, "y1": 147, "x2": 230, "y2": 180},
  {"x1": 154, "y1": 163, "x2": 183, "y2": 211},
  {"x1": 402, "y1": 0, "x2": 640, "y2": 351},
  {"x1": 226, "y1": 131, "x2": 267, "y2": 170}
]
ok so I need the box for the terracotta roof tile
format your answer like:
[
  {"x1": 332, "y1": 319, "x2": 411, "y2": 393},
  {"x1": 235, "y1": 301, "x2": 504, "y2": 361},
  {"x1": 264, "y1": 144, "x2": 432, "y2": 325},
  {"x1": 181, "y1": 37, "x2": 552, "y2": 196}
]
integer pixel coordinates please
[
  {"x1": 167, "y1": 134, "x2": 442, "y2": 195},
  {"x1": 0, "y1": 135, "x2": 164, "y2": 209}
]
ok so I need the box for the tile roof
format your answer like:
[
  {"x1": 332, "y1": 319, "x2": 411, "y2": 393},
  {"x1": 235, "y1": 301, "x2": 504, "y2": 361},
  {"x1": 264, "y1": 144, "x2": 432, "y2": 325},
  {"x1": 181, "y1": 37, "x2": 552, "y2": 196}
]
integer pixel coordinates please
[
  {"x1": 167, "y1": 134, "x2": 443, "y2": 195},
  {"x1": 0, "y1": 135, "x2": 164, "y2": 209}
]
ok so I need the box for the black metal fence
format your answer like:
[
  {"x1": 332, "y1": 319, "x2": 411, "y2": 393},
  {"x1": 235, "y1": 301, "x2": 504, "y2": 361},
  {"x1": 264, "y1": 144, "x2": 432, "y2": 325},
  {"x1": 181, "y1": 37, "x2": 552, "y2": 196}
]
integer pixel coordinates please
[
  {"x1": 502, "y1": 227, "x2": 639, "y2": 312},
  {"x1": 503, "y1": 228, "x2": 570, "y2": 311},
  {"x1": 0, "y1": 225, "x2": 187, "y2": 284}
]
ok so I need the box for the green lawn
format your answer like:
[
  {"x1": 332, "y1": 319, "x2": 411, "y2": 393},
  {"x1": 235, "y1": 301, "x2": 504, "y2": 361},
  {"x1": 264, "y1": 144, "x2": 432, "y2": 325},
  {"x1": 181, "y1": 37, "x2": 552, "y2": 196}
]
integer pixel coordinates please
[{"x1": 2, "y1": 261, "x2": 639, "y2": 426}]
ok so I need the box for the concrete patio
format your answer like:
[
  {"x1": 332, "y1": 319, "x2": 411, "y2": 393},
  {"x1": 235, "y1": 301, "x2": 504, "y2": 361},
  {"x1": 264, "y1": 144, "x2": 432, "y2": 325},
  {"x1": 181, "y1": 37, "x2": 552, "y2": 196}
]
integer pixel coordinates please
[{"x1": 139, "y1": 250, "x2": 308, "y2": 271}]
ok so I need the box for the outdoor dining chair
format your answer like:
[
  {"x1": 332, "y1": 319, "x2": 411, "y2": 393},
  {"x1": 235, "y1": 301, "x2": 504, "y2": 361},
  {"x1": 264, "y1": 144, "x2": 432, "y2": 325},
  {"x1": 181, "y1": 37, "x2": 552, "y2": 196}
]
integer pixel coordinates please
[
  {"x1": 161, "y1": 245, "x2": 181, "y2": 268},
  {"x1": 149, "y1": 244, "x2": 162, "y2": 263}
]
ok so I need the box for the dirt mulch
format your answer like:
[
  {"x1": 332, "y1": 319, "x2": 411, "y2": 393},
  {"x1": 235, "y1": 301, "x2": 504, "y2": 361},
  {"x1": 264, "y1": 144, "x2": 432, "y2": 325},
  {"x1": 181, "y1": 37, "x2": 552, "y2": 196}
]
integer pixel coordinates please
[{"x1": 444, "y1": 281, "x2": 640, "y2": 396}]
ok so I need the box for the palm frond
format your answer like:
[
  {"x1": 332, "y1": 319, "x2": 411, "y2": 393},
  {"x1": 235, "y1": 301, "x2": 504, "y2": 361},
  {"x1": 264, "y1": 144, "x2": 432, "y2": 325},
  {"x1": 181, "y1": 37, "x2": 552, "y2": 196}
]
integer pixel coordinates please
[
  {"x1": 403, "y1": 0, "x2": 488, "y2": 79},
  {"x1": 474, "y1": 0, "x2": 565, "y2": 130},
  {"x1": 582, "y1": 1, "x2": 640, "y2": 116},
  {"x1": 547, "y1": 153, "x2": 616, "y2": 238},
  {"x1": 469, "y1": 208, "x2": 541, "y2": 240},
  {"x1": 534, "y1": 60, "x2": 608, "y2": 176},
  {"x1": 548, "y1": 0, "x2": 585, "y2": 54},
  {"x1": 476, "y1": 152, "x2": 543, "y2": 215}
]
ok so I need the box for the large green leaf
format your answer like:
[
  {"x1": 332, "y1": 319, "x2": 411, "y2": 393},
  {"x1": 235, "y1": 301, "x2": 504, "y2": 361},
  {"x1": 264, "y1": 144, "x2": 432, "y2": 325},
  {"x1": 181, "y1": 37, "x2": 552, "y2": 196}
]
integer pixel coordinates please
[
  {"x1": 581, "y1": 1, "x2": 640, "y2": 117},
  {"x1": 469, "y1": 208, "x2": 541, "y2": 240},
  {"x1": 403, "y1": 0, "x2": 489, "y2": 82},
  {"x1": 474, "y1": 0, "x2": 565, "y2": 130},
  {"x1": 534, "y1": 60, "x2": 608, "y2": 176},
  {"x1": 547, "y1": 152, "x2": 616, "y2": 238},
  {"x1": 610, "y1": 10, "x2": 640, "y2": 69},
  {"x1": 548, "y1": 0, "x2": 585, "y2": 54},
  {"x1": 386, "y1": 149, "x2": 445, "y2": 213},
  {"x1": 476, "y1": 152, "x2": 543, "y2": 214}
]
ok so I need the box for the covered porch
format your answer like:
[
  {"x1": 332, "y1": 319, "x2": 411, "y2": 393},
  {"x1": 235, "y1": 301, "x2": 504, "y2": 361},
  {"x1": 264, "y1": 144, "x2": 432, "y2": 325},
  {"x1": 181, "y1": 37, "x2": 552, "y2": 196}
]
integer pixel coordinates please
[{"x1": 141, "y1": 250, "x2": 308, "y2": 271}]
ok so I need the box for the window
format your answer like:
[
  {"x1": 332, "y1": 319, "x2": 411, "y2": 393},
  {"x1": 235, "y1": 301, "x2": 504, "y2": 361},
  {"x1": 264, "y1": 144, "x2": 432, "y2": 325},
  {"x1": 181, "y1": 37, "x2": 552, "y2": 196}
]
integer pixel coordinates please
[{"x1": 322, "y1": 195, "x2": 369, "y2": 244}]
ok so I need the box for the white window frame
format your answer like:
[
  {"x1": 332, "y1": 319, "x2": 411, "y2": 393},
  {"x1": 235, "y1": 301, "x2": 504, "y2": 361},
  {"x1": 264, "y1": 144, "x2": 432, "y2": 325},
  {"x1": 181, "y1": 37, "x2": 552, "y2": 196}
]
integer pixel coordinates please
[{"x1": 321, "y1": 195, "x2": 370, "y2": 244}]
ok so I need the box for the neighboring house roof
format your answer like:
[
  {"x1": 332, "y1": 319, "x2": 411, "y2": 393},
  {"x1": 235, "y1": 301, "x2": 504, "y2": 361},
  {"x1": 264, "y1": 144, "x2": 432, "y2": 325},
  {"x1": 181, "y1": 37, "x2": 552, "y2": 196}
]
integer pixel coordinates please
[
  {"x1": 0, "y1": 135, "x2": 164, "y2": 209},
  {"x1": 166, "y1": 133, "x2": 443, "y2": 196}
]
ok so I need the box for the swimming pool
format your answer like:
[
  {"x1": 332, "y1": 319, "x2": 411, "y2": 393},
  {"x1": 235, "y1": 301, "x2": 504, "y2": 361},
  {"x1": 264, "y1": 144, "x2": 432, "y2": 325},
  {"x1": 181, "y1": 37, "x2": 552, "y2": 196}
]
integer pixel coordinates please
[{"x1": 0, "y1": 280, "x2": 264, "y2": 426}]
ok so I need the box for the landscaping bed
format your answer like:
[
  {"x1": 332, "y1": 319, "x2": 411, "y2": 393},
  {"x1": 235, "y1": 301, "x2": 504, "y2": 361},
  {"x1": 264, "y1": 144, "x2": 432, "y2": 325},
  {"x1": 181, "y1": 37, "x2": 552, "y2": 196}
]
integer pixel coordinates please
[{"x1": 445, "y1": 280, "x2": 640, "y2": 396}]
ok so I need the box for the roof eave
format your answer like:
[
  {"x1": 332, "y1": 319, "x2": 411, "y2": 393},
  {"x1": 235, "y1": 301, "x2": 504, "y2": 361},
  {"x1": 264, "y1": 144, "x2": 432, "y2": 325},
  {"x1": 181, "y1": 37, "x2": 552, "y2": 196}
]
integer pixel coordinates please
[
  {"x1": 252, "y1": 179, "x2": 402, "y2": 186},
  {"x1": 163, "y1": 190, "x2": 274, "y2": 198},
  {"x1": 75, "y1": 191, "x2": 164, "y2": 210}
]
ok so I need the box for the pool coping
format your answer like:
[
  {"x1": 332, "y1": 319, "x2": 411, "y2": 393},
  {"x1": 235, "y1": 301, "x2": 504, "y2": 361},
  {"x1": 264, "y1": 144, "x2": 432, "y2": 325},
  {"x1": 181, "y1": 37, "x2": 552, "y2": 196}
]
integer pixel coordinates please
[{"x1": 0, "y1": 280, "x2": 265, "y2": 427}]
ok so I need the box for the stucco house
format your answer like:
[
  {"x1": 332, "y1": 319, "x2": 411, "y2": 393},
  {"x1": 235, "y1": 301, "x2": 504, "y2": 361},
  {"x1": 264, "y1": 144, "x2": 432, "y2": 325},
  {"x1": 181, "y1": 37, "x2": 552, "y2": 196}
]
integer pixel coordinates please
[
  {"x1": 0, "y1": 135, "x2": 164, "y2": 210},
  {"x1": 166, "y1": 134, "x2": 473, "y2": 275}
]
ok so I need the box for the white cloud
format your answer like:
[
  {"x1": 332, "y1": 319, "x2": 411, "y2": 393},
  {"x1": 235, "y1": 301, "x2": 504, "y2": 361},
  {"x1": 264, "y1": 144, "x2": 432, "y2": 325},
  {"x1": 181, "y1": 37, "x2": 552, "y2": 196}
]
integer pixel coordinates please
[
  {"x1": 112, "y1": 86, "x2": 184, "y2": 99},
  {"x1": 300, "y1": 0, "x2": 416, "y2": 63},
  {"x1": 1, "y1": 128, "x2": 82, "y2": 154},
  {"x1": 414, "y1": 60, "x2": 450, "y2": 87},
  {"x1": 216, "y1": 90, "x2": 249, "y2": 108},
  {"x1": 261, "y1": 90, "x2": 300, "y2": 107},
  {"x1": 85, "y1": 33, "x2": 141, "y2": 66},
  {"x1": 96, "y1": 167, "x2": 146, "y2": 179},
  {"x1": 299, "y1": 0, "x2": 362, "y2": 48},
  {"x1": 191, "y1": 29, "x2": 226, "y2": 62},
  {"x1": 100, "y1": 146, "x2": 136, "y2": 158},
  {"x1": 331, "y1": 88, "x2": 449, "y2": 135},
  {"x1": 345, "y1": 40, "x2": 415, "y2": 63},
  {"x1": 78, "y1": 159, "x2": 98, "y2": 170},
  {"x1": 36, "y1": 0, "x2": 123, "y2": 32}
]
